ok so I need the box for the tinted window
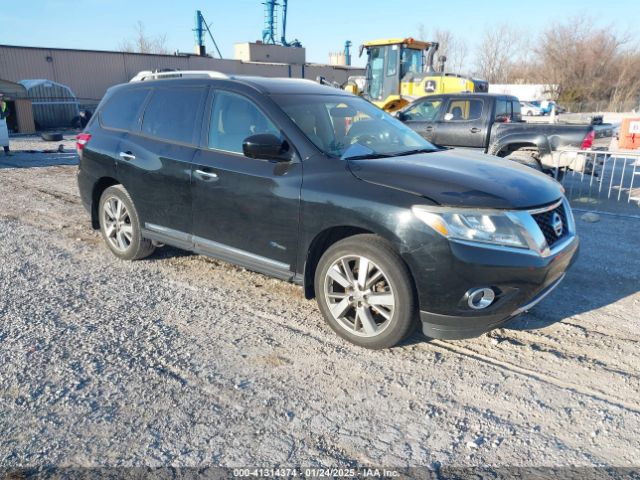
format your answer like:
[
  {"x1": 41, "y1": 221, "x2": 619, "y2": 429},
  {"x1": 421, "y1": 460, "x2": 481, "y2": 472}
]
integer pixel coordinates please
[
  {"x1": 208, "y1": 91, "x2": 279, "y2": 154},
  {"x1": 403, "y1": 99, "x2": 442, "y2": 121},
  {"x1": 444, "y1": 99, "x2": 484, "y2": 121},
  {"x1": 141, "y1": 86, "x2": 206, "y2": 144},
  {"x1": 100, "y1": 88, "x2": 149, "y2": 130}
]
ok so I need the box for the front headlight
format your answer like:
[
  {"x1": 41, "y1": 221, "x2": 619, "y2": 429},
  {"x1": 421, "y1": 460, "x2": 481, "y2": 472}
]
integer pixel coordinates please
[{"x1": 411, "y1": 205, "x2": 529, "y2": 248}]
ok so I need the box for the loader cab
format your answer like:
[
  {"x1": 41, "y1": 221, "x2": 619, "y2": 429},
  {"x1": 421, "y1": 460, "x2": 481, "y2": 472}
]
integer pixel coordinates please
[
  {"x1": 364, "y1": 44, "x2": 400, "y2": 104},
  {"x1": 361, "y1": 38, "x2": 430, "y2": 112}
]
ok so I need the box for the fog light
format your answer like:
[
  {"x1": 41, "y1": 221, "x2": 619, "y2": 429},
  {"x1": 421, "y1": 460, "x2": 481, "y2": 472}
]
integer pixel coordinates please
[{"x1": 467, "y1": 288, "x2": 496, "y2": 310}]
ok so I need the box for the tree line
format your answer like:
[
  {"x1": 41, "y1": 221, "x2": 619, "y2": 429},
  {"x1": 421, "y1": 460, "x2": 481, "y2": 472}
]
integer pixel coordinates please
[{"x1": 418, "y1": 18, "x2": 640, "y2": 112}]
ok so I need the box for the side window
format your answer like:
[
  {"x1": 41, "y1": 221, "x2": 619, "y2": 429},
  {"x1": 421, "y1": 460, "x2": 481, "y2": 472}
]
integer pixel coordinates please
[
  {"x1": 495, "y1": 100, "x2": 509, "y2": 120},
  {"x1": 208, "y1": 91, "x2": 279, "y2": 154},
  {"x1": 100, "y1": 88, "x2": 149, "y2": 130},
  {"x1": 367, "y1": 47, "x2": 384, "y2": 100},
  {"x1": 141, "y1": 86, "x2": 206, "y2": 144},
  {"x1": 403, "y1": 99, "x2": 442, "y2": 122},
  {"x1": 386, "y1": 45, "x2": 398, "y2": 77},
  {"x1": 444, "y1": 99, "x2": 484, "y2": 122},
  {"x1": 511, "y1": 100, "x2": 522, "y2": 122},
  {"x1": 284, "y1": 103, "x2": 334, "y2": 152}
]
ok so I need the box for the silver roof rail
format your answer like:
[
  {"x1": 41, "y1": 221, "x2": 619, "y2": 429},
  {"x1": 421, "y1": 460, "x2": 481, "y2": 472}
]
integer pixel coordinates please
[{"x1": 130, "y1": 70, "x2": 229, "y2": 82}]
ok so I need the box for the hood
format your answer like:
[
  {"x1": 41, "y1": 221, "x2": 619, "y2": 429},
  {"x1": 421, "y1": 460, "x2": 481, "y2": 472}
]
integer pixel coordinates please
[{"x1": 348, "y1": 149, "x2": 562, "y2": 209}]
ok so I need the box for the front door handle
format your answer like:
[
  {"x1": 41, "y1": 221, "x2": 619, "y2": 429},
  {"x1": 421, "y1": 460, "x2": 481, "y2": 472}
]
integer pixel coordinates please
[
  {"x1": 119, "y1": 151, "x2": 136, "y2": 161},
  {"x1": 195, "y1": 169, "x2": 219, "y2": 181},
  {"x1": 470, "y1": 127, "x2": 481, "y2": 133},
  {"x1": 424, "y1": 126, "x2": 434, "y2": 132}
]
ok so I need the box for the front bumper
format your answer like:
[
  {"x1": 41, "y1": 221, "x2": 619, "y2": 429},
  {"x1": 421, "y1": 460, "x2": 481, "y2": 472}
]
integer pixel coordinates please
[
  {"x1": 420, "y1": 272, "x2": 568, "y2": 339},
  {"x1": 406, "y1": 233, "x2": 580, "y2": 340}
]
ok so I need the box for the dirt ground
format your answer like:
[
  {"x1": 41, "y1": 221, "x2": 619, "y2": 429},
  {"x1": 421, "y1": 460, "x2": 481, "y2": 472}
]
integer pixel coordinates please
[{"x1": 1, "y1": 153, "x2": 639, "y2": 469}]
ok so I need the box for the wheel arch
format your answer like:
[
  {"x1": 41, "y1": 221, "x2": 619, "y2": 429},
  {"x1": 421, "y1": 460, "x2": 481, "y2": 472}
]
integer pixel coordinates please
[
  {"x1": 302, "y1": 225, "x2": 416, "y2": 300},
  {"x1": 91, "y1": 177, "x2": 120, "y2": 229},
  {"x1": 495, "y1": 141, "x2": 539, "y2": 158},
  {"x1": 490, "y1": 134, "x2": 552, "y2": 158}
]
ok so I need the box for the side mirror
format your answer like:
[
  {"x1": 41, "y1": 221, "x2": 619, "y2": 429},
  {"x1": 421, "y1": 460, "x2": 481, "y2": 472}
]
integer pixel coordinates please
[
  {"x1": 393, "y1": 111, "x2": 407, "y2": 121},
  {"x1": 443, "y1": 112, "x2": 454, "y2": 122},
  {"x1": 242, "y1": 133, "x2": 292, "y2": 162},
  {"x1": 495, "y1": 115, "x2": 509, "y2": 123}
]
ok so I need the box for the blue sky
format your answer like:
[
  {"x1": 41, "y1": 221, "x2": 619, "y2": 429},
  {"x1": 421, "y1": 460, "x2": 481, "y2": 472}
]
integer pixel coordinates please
[{"x1": 2, "y1": 0, "x2": 638, "y2": 67}]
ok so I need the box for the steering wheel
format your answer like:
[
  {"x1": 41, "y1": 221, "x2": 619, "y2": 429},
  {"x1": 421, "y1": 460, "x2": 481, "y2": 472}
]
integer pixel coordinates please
[{"x1": 349, "y1": 133, "x2": 381, "y2": 148}]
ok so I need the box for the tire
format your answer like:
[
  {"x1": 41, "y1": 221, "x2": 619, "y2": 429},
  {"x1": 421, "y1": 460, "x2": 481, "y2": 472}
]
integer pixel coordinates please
[
  {"x1": 314, "y1": 234, "x2": 417, "y2": 349},
  {"x1": 41, "y1": 132, "x2": 63, "y2": 142},
  {"x1": 505, "y1": 151, "x2": 542, "y2": 171},
  {"x1": 98, "y1": 185, "x2": 155, "y2": 261}
]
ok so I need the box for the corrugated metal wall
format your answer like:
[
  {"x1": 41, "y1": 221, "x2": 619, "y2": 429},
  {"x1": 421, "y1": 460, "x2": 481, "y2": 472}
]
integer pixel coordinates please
[{"x1": 0, "y1": 45, "x2": 364, "y2": 108}]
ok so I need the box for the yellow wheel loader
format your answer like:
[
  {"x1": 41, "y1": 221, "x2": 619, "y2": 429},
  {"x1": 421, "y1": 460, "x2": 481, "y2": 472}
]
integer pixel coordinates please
[{"x1": 344, "y1": 38, "x2": 488, "y2": 112}]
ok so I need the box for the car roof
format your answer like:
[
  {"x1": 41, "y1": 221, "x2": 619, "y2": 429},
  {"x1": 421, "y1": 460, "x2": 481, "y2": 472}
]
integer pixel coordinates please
[
  {"x1": 122, "y1": 74, "x2": 350, "y2": 97},
  {"x1": 234, "y1": 76, "x2": 348, "y2": 95},
  {"x1": 433, "y1": 93, "x2": 519, "y2": 101}
]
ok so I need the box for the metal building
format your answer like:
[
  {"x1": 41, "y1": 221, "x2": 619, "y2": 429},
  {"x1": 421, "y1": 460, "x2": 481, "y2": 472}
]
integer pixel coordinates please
[
  {"x1": 19, "y1": 79, "x2": 80, "y2": 129},
  {"x1": 0, "y1": 45, "x2": 364, "y2": 112}
]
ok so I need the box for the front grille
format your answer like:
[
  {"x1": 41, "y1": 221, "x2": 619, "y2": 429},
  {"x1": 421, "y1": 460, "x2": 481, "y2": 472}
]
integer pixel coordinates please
[{"x1": 532, "y1": 203, "x2": 568, "y2": 247}]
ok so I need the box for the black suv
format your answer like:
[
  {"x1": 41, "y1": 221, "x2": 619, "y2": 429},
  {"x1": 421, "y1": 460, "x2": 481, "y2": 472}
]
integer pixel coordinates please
[{"x1": 77, "y1": 71, "x2": 579, "y2": 349}]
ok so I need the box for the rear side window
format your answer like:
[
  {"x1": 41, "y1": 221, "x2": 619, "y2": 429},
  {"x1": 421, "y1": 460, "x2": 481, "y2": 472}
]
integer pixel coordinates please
[
  {"x1": 444, "y1": 99, "x2": 484, "y2": 121},
  {"x1": 141, "y1": 86, "x2": 207, "y2": 144},
  {"x1": 100, "y1": 88, "x2": 149, "y2": 130},
  {"x1": 511, "y1": 100, "x2": 522, "y2": 121},
  {"x1": 495, "y1": 100, "x2": 509, "y2": 120}
]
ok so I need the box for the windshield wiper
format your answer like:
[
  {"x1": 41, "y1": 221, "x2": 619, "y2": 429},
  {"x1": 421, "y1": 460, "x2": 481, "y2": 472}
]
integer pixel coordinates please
[
  {"x1": 391, "y1": 148, "x2": 438, "y2": 157},
  {"x1": 342, "y1": 153, "x2": 393, "y2": 160}
]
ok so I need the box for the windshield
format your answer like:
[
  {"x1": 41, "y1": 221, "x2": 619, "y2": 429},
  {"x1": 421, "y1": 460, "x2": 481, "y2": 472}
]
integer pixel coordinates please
[{"x1": 273, "y1": 94, "x2": 437, "y2": 159}]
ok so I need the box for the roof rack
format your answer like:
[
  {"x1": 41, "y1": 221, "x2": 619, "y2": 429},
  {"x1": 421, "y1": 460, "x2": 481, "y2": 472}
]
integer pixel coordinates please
[{"x1": 130, "y1": 70, "x2": 229, "y2": 82}]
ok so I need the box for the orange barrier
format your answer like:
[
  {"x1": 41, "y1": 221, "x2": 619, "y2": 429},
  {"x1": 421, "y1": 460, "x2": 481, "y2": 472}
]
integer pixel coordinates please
[{"x1": 619, "y1": 118, "x2": 640, "y2": 150}]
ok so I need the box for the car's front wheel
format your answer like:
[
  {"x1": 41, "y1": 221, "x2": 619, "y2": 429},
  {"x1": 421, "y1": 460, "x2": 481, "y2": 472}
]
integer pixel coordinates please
[
  {"x1": 315, "y1": 235, "x2": 417, "y2": 349},
  {"x1": 98, "y1": 185, "x2": 155, "y2": 261}
]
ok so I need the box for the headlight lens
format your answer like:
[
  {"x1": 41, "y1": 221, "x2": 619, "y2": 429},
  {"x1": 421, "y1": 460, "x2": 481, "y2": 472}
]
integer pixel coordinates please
[{"x1": 412, "y1": 206, "x2": 529, "y2": 248}]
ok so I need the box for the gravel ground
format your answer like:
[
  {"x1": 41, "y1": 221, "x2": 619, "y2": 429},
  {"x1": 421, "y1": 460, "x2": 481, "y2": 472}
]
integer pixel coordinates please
[
  {"x1": 8, "y1": 132, "x2": 78, "y2": 152},
  {"x1": 0, "y1": 158, "x2": 639, "y2": 469}
]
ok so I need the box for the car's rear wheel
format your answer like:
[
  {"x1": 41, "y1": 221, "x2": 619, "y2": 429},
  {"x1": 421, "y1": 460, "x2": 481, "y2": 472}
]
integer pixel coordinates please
[
  {"x1": 98, "y1": 185, "x2": 155, "y2": 261},
  {"x1": 315, "y1": 235, "x2": 417, "y2": 349}
]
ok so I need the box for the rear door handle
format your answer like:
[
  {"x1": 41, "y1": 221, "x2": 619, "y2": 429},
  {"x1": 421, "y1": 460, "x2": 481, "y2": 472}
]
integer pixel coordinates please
[
  {"x1": 470, "y1": 127, "x2": 481, "y2": 133},
  {"x1": 425, "y1": 126, "x2": 434, "y2": 132},
  {"x1": 119, "y1": 151, "x2": 135, "y2": 161},
  {"x1": 195, "y1": 169, "x2": 219, "y2": 181}
]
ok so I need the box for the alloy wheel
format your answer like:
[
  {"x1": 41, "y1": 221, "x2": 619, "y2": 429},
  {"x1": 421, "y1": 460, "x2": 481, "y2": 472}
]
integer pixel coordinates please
[
  {"x1": 102, "y1": 196, "x2": 133, "y2": 252},
  {"x1": 323, "y1": 255, "x2": 395, "y2": 337}
]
